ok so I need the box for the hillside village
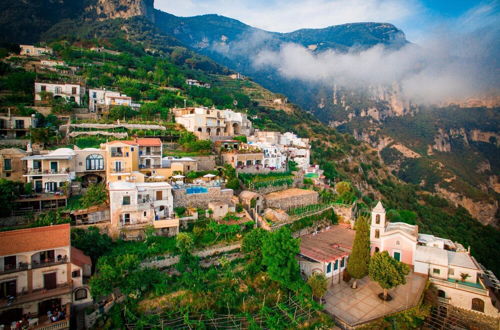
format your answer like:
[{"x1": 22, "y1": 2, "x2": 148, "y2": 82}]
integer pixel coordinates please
[{"x1": 0, "y1": 41, "x2": 498, "y2": 330}]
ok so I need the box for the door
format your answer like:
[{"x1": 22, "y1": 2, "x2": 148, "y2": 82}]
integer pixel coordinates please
[
  {"x1": 115, "y1": 161, "x2": 122, "y2": 172},
  {"x1": 35, "y1": 180, "x2": 43, "y2": 193},
  {"x1": 43, "y1": 272, "x2": 57, "y2": 290},
  {"x1": 50, "y1": 161, "x2": 58, "y2": 173},
  {"x1": 145, "y1": 159, "x2": 151, "y2": 168},
  {"x1": 394, "y1": 251, "x2": 401, "y2": 262},
  {"x1": 156, "y1": 190, "x2": 163, "y2": 201}
]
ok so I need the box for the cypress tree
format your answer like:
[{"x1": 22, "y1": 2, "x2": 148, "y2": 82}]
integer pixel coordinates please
[{"x1": 346, "y1": 216, "x2": 371, "y2": 288}]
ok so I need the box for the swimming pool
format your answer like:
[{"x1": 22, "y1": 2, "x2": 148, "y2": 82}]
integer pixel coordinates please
[
  {"x1": 305, "y1": 173, "x2": 319, "y2": 178},
  {"x1": 186, "y1": 186, "x2": 208, "y2": 194}
]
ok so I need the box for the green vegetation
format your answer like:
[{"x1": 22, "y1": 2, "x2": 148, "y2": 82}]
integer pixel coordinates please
[
  {"x1": 347, "y1": 216, "x2": 370, "y2": 288},
  {"x1": 239, "y1": 172, "x2": 294, "y2": 190},
  {"x1": 307, "y1": 273, "x2": 328, "y2": 300},
  {"x1": 80, "y1": 183, "x2": 107, "y2": 208},
  {"x1": 369, "y1": 251, "x2": 410, "y2": 300}
]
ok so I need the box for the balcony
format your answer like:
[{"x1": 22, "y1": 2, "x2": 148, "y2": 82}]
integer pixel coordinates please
[
  {"x1": 111, "y1": 152, "x2": 123, "y2": 157},
  {"x1": 139, "y1": 151, "x2": 162, "y2": 156},
  {"x1": 25, "y1": 169, "x2": 71, "y2": 176},
  {"x1": 0, "y1": 283, "x2": 72, "y2": 310},
  {"x1": 0, "y1": 262, "x2": 29, "y2": 275},
  {"x1": 31, "y1": 256, "x2": 68, "y2": 269}
]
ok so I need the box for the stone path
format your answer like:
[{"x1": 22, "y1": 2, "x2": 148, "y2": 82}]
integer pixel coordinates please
[{"x1": 324, "y1": 272, "x2": 427, "y2": 327}]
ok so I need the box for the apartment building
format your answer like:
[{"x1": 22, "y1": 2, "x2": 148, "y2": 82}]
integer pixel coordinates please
[
  {"x1": 108, "y1": 181, "x2": 178, "y2": 239},
  {"x1": 34, "y1": 82, "x2": 85, "y2": 105},
  {"x1": 0, "y1": 224, "x2": 91, "y2": 329},
  {"x1": 102, "y1": 140, "x2": 139, "y2": 183},
  {"x1": 174, "y1": 107, "x2": 253, "y2": 140},
  {"x1": 137, "y1": 138, "x2": 163, "y2": 169},
  {"x1": 73, "y1": 147, "x2": 106, "y2": 187},
  {"x1": 23, "y1": 148, "x2": 77, "y2": 193},
  {"x1": 0, "y1": 148, "x2": 27, "y2": 182}
]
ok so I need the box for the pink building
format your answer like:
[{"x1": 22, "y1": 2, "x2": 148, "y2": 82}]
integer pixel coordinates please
[{"x1": 369, "y1": 201, "x2": 417, "y2": 265}]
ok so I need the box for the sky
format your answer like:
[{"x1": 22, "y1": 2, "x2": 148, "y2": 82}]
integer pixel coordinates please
[{"x1": 154, "y1": 0, "x2": 494, "y2": 41}]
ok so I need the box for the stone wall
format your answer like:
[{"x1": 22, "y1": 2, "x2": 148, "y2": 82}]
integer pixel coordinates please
[
  {"x1": 333, "y1": 204, "x2": 354, "y2": 222},
  {"x1": 449, "y1": 305, "x2": 499, "y2": 330},
  {"x1": 173, "y1": 187, "x2": 234, "y2": 208},
  {"x1": 265, "y1": 190, "x2": 318, "y2": 211},
  {"x1": 192, "y1": 155, "x2": 217, "y2": 171}
]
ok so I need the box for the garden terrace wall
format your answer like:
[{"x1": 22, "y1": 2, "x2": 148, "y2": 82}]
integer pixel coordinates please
[
  {"x1": 173, "y1": 187, "x2": 234, "y2": 208},
  {"x1": 264, "y1": 188, "x2": 319, "y2": 211}
]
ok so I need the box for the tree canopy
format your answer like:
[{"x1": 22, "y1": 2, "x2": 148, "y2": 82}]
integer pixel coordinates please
[{"x1": 369, "y1": 251, "x2": 410, "y2": 300}]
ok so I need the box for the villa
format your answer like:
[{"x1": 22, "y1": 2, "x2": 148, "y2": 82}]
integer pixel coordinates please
[
  {"x1": 34, "y1": 81, "x2": 85, "y2": 105},
  {"x1": 371, "y1": 201, "x2": 500, "y2": 317}
]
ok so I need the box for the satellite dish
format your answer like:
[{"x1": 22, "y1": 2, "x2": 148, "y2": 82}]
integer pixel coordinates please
[{"x1": 233, "y1": 100, "x2": 238, "y2": 106}]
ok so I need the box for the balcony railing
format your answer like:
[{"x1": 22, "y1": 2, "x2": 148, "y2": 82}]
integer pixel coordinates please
[
  {"x1": 0, "y1": 262, "x2": 29, "y2": 275},
  {"x1": 31, "y1": 255, "x2": 68, "y2": 269},
  {"x1": 140, "y1": 151, "x2": 162, "y2": 156},
  {"x1": 111, "y1": 152, "x2": 123, "y2": 157},
  {"x1": 430, "y1": 277, "x2": 488, "y2": 295}
]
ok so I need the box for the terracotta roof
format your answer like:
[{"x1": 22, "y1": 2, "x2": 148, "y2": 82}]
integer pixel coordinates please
[
  {"x1": 0, "y1": 224, "x2": 70, "y2": 256},
  {"x1": 134, "y1": 138, "x2": 162, "y2": 147},
  {"x1": 106, "y1": 140, "x2": 138, "y2": 146},
  {"x1": 71, "y1": 247, "x2": 92, "y2": 268},
  {"x1": 300, "y1": 225, "x2": 355, "y2": 263}
]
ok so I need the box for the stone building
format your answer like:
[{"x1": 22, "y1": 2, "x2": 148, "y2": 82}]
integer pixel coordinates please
[
  {"x1": 0, "y1": 112, "x2": 36, "y2": 139},
  {"x1": 0, "y1": 148, "x2": 27, "y2": 182},
  {"x1": 0, "y1": 224, "x2": 91, "y2": 328},
  {"x1": 264, "y1": 188, "x2": 319, "y2": 211},
  {"x1": 174, "y1": 107, "x2": 253, "y2": 140}
]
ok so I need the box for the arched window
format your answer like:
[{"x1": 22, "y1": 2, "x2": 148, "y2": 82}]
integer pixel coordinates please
[
  {"x1": 75, "y1": 288, "x2": 88, "y2": 301},
  {"x1": 376, "y1": 214, "x2": 380, "y2": 224},
  {"x1": 86, "y1": 154, "x2": 104, "y2": 171},
  {"x1": 375, "y1": 247, "x2": 380, "y2": 253},
  {"x1": 471, "y1": 298, "x2": 484, "y2": 313},
  {"x1": 438, "y1": 290, "x2": 446, "y2": 298},
  {"x1": 375, "y1": 229, "x2": 380, "y2": 239}
]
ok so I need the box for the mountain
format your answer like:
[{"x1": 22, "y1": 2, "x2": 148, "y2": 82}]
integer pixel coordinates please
[{"x1": 0, "y1": 0, "x2": 498, "y2": 227}]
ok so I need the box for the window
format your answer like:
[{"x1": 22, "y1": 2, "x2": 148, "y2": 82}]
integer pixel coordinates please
[
  {"x1": 376, "y1": 214, "x2": 380, "y2": 224},
  {"x1": 396, "y1": 240, "x2": 400, "y2": 245},
  {"x1": 0, "y1": 279, "x2": 16, "y2": 298},
  {"x1": 72, "y1": 87, "x2": 77, "y2": 95},
  {"x1": 72, "y1": 270, "x2": 81, "y2": 278},
  {"x1": 122, "y1": 196, "x2": 130, "y2": 205},
  {"x1": 433, "y1": 268, "x2": 441, "y2": 275},
  {"x1": 4, "y1": 159, "x2": 11, "y2": 171},
  {"x1": 449, "y1": 268, "x2": 454, "y2": 276},
  {"x1": 92, "y1": 92, "x2": 97, "y2": 98},
  {"x1": 75, "y1": 288, "x2": 88, "y2": 301},
  {"x1": 334, "y1": 260, "x2": 338, "y2": 270},
  {"x1": 471, "y1": 298, "x2": 484, "y2": 313},
  {"x1": 86, "y1": 154, "x2": 104, "y2": 170},
  {"x1": 144, "y1": 211, "x2": 147, "y2": 216},
  {"x1": 326, "y1": 262, "x2": 332, "y2": 273},
  {"x1": 341, "y1": 258, "x2": 345, "y2": 268},
  {"x1": 438, "y1": 290, "x2": 446, "y2": 298},
  {"x1": 41, "y1": 85, "x2": 46, "y2": 91},
  {"x1": 122, "y1": 213, "x2": 130, "y2": 224},
  {"x1": 15, "y1": 120, "x2": 24, "y2": 129},
  {"x1": 375, "y1": 229, "x2": 380, "y2": 239}
]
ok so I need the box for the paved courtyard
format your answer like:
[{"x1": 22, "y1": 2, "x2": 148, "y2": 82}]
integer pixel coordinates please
[{"x1": 324, "y1": 272, "x2": 427, "y2": 327}]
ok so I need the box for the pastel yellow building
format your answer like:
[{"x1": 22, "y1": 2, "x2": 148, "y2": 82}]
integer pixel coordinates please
[{"x1": 102, "y1": 140, "x2": 139, "y2": 183}]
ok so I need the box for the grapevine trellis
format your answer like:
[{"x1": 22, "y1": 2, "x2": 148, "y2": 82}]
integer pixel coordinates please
[{"x1": 125, "y1": 295, "x2": 318, "y2": 329}]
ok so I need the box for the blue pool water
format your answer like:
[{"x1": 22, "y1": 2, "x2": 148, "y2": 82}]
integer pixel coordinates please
[{"x1": 186, "y1": 186, "x2": 208, "y2": 194}]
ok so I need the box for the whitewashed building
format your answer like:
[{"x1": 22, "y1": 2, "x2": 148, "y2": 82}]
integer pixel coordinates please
[
  {"x1": 35, "y1": 82, "x2": 85, "y2": 105},
  {"x1": 108, "y1": 181, "x2": 178, "y2": 239}
]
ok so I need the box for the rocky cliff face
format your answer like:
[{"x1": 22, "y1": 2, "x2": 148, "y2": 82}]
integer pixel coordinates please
[{"x1": 89, "y1": 0, "x2": 155, "y2": 22}]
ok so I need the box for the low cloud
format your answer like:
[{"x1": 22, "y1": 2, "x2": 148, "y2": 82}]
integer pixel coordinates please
[{"x1": 250, "y1": 3, "x2": 500, "y2": 104}]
